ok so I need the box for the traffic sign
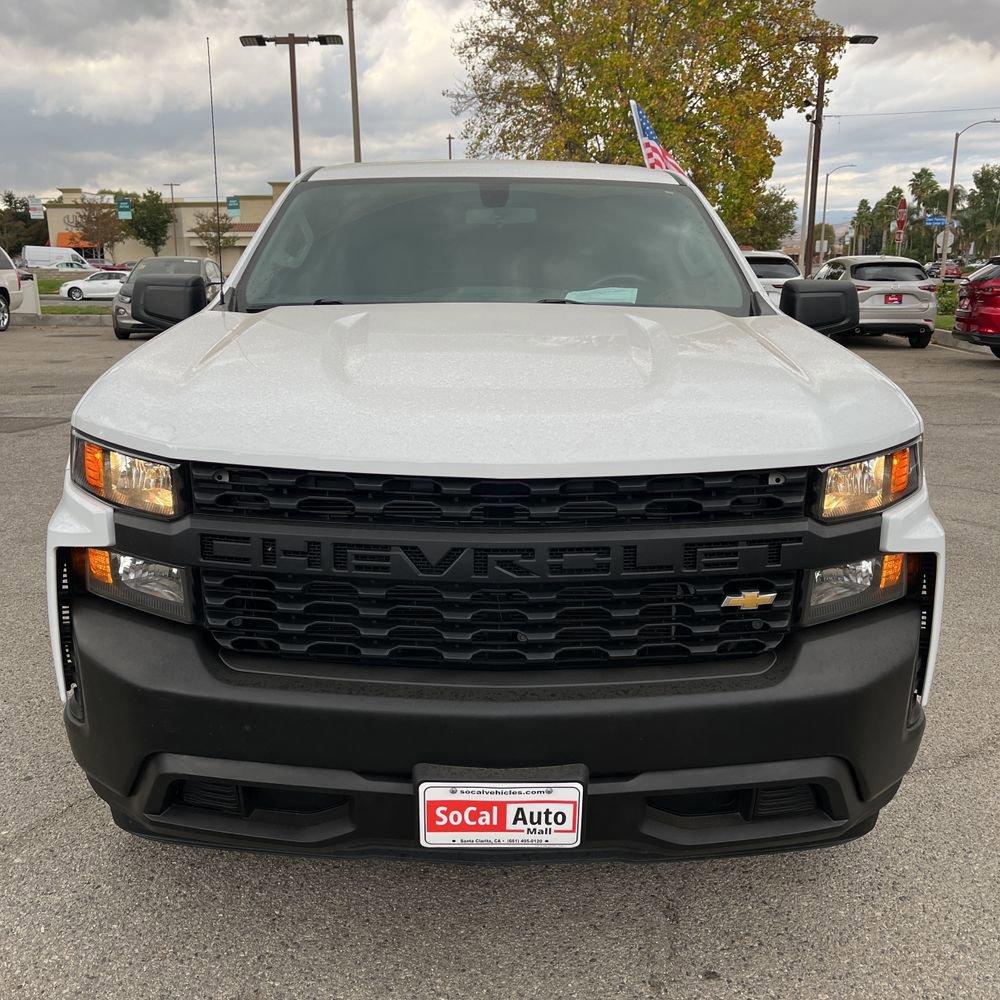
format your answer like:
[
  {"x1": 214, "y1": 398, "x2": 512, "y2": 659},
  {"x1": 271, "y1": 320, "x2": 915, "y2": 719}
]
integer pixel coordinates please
[
  {"x1": 896, "y1": 197, "x2": 908, "y2": 231},
  {"x1": 894, "y1": 230, "x2": 905, "y2": 244},
  {"x1": 925, "y1": 215, "x2": 947, "y2": 227},
  {"x1": 116, "y1": 197, "x2": 132, "y2": 221}
]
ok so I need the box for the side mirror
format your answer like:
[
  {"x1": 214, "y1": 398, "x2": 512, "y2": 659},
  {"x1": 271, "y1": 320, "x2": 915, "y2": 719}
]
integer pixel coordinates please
[
  {"x1": 779, "y1": 279, "x2": 859, "y2": 337},
  {"x1": 131, "y1": 273, "x2": 208, "y2": 330}
]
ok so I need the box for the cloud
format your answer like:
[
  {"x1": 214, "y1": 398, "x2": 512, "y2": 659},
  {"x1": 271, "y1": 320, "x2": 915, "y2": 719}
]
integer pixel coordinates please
[{"x1": 4, "y1": 0, "x2": 1000, "y2": 220}]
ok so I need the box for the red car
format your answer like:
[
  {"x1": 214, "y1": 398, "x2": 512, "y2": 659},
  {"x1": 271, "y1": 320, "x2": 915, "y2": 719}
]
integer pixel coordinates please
[{"x1": 954, "y1": 258, "x2": 1000, "y2": 359}]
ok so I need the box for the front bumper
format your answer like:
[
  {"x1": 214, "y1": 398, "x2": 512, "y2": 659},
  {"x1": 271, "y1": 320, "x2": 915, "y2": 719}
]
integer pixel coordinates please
[
  {"x1": 70, "y1": 595, "x2": 919, "y2": 860},
  {"x1": 47, "y1": 477, "x2": 945, "y2": 860}
]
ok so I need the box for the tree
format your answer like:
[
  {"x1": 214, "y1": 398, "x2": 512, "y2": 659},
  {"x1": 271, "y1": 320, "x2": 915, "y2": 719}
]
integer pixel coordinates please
[
  {"x1": 730, "y1": 185, "x2": 796, "y2": 249},
  {"x1": 850, "y1": 199, "x2": 872, "y2": 254},
  {"x1": 128, "y1": 190, "x2": 175, "y2": 256},
  {"x1": 191, "y1": 208, "x2": 237, "y2": 259},
  {"x1": 870, "y1": 186, "x2": 905, "y2": 254},
  {"x1": 907, "y1": 168, "x2": 941, "y2": 260},
  {"x1": 0, "y1": 190, "x2": 49, "y2": 255},
  {"x1": 448, "y1": 0, "x2": 845, "y2": 230},
  {"x1": 65, "y1": 195, "x2": 125, "y2": 258},
  {"x1": 960, "y1": 164, "x2": 1000, "y2": 257}
]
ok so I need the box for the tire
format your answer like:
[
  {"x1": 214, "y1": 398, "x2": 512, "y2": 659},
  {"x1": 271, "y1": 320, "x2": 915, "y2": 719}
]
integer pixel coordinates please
[
  {"x1": 0, "y1": 292, "x2": 9, "y2": 332},
  {"x1": 909, "y1": 332, "x2": 933, "y2": 349},
  {"x1": 990, "y1": 346, "x2": 1000, "y2": 360},
  {"x1": 68, "y1": 287, "x2": 84, "y2": 301},
  {"x1": 113, "y1": 324, "x2": 130, "y2": 340}
]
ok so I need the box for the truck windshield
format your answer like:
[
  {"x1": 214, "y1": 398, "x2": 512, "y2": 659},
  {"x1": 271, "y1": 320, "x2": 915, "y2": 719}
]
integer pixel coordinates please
[{"x1": 238, "y1": 177, "x2": 752, "y2": 315}]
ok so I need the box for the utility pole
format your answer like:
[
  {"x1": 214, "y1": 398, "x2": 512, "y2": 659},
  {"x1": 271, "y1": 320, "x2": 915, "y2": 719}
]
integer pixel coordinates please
[
  {"x1": 802, "y1": 62, "x2": 826, "y2": 277},
  {"x1": 163, "y1": 181, "x2": 181, "y2": 255},
  {"x1": 346, "y1": 0, "x2": 362, "y2": 162},
  {"x1": 801, "y1": 34, "x2": 877, "y2": 276},
  {"x1": 447, "y1": 134, "x2": 455, "y2": 160},
  {"x1": 798, "y1": 125, "x2": 814, "y2": 273}
]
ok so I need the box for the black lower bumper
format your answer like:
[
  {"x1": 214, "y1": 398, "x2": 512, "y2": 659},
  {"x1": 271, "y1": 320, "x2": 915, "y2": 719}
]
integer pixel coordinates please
[
  {"x1": 951, "y1": 328, "x2": 1000, "y2": 346},
  {"x1": 66, "y1": 597, "x2": 925, "y2": 861}
]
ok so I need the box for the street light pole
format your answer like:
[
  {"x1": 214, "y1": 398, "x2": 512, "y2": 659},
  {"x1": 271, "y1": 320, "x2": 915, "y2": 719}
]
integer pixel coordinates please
[
  {"x1": 163, "y1": 181, "x2": 181, "y2": 255},
  {"x1": 818, "y1": 164, "x2": 857, "y2": 267},
  {"x1": 346, "y1": 0, "x2": 362, "y2": 162},
  {"x1": 239, "y1": 33, "x2": 344, "y2": 178},
  {"x1": 447, "y1": 134, "x2": 455, "y2": 160},
  {"x1": 941, "y1": 119, "x2": 1000, "y2": 277}
]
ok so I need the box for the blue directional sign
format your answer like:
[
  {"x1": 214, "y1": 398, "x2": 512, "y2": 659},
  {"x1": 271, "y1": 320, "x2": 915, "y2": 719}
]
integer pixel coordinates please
[{"x1": 925, "y1": 215, "x2": 947, "y2": 227}]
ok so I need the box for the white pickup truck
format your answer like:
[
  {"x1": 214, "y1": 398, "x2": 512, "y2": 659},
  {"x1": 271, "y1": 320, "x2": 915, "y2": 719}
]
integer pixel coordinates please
[{"x1": 47, "y1": 161, "x2": 944, "y2": 860}]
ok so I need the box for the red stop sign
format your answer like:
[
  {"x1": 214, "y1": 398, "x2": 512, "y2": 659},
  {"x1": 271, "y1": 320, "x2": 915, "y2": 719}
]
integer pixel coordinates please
[{"x1": 896, "y1": 197, "x2": 908, "y2": 230}]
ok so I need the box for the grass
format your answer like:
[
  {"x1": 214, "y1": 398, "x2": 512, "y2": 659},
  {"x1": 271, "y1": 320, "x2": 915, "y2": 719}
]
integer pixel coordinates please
[
  {"x1": 37, "y1": 278, "x2": 65, "y2": 294},
  {"x1": 42, "y1": 305, "x2": 110, "y2": 315},
  {"x1": 936, "y1": 315, "x2": 955, "y2": 332}
]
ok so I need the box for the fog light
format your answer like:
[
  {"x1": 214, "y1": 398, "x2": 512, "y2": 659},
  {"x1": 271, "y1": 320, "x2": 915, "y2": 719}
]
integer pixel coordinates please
[
  {"x1": 81, "y1": 548, "x2": 194, "y2": 623},
  {"x1": 802, "y1": 553, "x2": 908, "y2": 626}
]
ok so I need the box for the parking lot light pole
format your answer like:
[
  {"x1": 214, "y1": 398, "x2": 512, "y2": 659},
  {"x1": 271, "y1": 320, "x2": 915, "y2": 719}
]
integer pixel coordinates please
[
  {"x1": 163, "y1": 181, "x2": 181, "y2": 255},
  {"x1": 818, "y1": 164, "x2": 856, "y2": 267},
  {"x1": 239, "y1": 33, "x2": 344, "y2": 177},
  {"x1": 801, "y1": 34, "x2": 877, "y2": 276},
  {"x1": 941, "y1": 119, "x2": 1000, "y2": 277}
]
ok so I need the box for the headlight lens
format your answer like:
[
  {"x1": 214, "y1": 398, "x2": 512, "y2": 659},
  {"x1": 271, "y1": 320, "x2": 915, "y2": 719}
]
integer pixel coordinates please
[
  {"x1": 78, "y1": 548, "x2": 194, "y2": 623},
  {"x1": 71, "y1": 433, "x2": 184, "y2": 517},
  {"x1": 801, "y1": 552, "x2": 908, "y2": 626},
  {"x1": 118, "y1": 293, "x2": 131, "y2": 304},
  {"x1": 818, "y1": 442, "x2": 920, "y2": 520}
]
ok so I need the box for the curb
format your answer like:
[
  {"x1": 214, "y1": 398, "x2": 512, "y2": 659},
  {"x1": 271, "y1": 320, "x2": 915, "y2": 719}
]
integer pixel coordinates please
[
  {"x1": 932, "y1": 327, "x2": 992, "y2": 356},
  {"x1": 13, "y1": 313, "x2": 114, "y2": 327}
]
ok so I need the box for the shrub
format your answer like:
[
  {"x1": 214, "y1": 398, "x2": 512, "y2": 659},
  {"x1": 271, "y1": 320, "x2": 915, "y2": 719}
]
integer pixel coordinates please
[{"x1": 936, "y1": 283, "x2": 958, "y2": 316}]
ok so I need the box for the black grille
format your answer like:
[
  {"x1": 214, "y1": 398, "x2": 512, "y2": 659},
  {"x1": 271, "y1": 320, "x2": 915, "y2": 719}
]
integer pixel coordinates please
[
  {"x1": 191, "y1": 465, "x2": 809, "y2": 529},
  {"x1": 202, "y1": 569, "x2": 796, "y2": 668}
]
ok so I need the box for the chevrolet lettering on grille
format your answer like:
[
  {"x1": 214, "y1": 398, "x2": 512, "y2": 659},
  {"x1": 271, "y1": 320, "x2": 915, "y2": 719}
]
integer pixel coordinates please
[{"x1": 198, "y1": 534, "x2": 803, "y2": 581}]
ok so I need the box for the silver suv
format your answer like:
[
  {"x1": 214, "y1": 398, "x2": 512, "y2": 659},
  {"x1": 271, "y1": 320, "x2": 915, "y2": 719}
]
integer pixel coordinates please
[
  {"x1": 0, "y1": 246, "x2": 25, "y2": 332},
  {"x1": 814, "y1": 255, "x2": 937, "y2": 348}
]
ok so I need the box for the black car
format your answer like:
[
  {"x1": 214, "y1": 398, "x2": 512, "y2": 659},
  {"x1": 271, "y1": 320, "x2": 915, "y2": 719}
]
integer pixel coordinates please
[{"x1": 113, "y1": 256, "x2": 224, "y2": 340}]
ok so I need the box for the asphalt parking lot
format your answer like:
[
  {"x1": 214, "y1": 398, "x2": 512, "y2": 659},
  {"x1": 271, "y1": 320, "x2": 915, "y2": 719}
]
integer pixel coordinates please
[{"x1": 1, "y1": 324, "x2": 998, "y2": 999}]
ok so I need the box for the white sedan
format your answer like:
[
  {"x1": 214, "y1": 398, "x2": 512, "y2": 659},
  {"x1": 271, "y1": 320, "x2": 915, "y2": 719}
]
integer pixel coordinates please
[{"x1": 59, "y1": 271, "x2": 129, "y2": 301}]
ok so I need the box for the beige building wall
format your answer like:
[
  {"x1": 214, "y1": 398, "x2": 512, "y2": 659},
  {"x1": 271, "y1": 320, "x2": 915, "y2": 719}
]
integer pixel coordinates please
[{"x1": 45, "y1": 182, "x2": 288, "y2": 273}]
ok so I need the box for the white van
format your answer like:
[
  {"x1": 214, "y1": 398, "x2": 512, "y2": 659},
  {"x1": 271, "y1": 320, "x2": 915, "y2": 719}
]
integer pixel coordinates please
[{"x1": 22, "y1": 246, "x2": 90, "y2": 269}]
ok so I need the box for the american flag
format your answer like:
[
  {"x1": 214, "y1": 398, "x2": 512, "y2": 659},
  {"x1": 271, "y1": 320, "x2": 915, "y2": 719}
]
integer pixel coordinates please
[{"x1": 629, "y1": 100, "x2": 686, "y2": 175}]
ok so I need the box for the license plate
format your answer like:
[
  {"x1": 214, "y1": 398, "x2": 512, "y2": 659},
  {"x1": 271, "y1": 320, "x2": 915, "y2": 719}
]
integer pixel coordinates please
[
  {"x1": 885, "y1": 293, "x2": 903, "y2": 304},
  {"x1": 418, "y1": 781, "x2": 583, "y2": 849}
]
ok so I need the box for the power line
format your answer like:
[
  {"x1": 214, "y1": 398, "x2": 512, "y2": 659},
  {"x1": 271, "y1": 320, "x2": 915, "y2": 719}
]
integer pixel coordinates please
[{"x1": 827, "y1": 105, "x2": 1000, "y2": 120}]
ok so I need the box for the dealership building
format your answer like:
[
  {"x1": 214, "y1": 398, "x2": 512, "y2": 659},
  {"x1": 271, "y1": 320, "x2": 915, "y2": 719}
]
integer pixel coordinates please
[{"x1": 42, "y1": 182, "x2": 290, "y2": 271}]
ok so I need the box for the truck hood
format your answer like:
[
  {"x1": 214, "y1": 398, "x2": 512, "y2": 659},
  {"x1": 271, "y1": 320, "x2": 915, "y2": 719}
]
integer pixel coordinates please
[{"x1": 74, "y1": 303, "x2": 922, "y2": 476}]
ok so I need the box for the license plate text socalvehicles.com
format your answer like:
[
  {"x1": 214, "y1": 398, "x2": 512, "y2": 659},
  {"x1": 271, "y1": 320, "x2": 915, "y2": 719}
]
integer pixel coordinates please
[{"x1": 419, "y1": 782, "x2": 584, "y2": 848}]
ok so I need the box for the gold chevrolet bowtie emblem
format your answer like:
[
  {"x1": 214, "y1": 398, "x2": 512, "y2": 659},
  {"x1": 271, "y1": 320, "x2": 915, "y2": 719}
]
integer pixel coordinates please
[{"x1": 722, "y1": 590, "x2": 778, "y2": 611}]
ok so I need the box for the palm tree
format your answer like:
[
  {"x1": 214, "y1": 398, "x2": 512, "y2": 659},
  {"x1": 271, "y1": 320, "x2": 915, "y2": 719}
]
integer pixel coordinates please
[
  {"x1": 851, "y1": 199, "x2": 873, "y2": 254},
  {"x1": 909, "y1": 168, "x2": 941, "y2": 259}
]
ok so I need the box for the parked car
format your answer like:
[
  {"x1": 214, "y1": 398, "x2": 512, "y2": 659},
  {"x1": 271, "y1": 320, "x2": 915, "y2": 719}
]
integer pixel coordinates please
[
  {"x1": 953, "y1": 257, "x2": 1000, "y2": 359},
  {"x1": 0, "y1": 245, "x2": 24, "y2": 331},
  {"x1": 47, "y1": 160, "x2": 945, "y2": 862},
  {"x1": 88, "y1": 258, "x2": 126, "y2": 272},
  {"x1": 814, "y1": 255, "x2": 937, "y2": 347},
  {"x1": 21, "y1": 245, "x2": 91, "y2": 269},
  {"x1": 53, "y1": 260, "x2": 96, "y2": 273},
  {"x1": 113, "y1": 256, "x2": 223, "y2": 339},
  {"x1": 59, "y1": 270, "x2": 128, "y2": 301},
  {"x1": 743, "y1": 250, "x2": 801, "y2": 306},
  {"x1": 925, "y1": 261, "x2": 962, "y2": 281}
]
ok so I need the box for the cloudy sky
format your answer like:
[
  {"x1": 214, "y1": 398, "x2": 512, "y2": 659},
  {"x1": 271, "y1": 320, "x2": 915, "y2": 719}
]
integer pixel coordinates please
[{"x1": 3, "y1": 0, "x2": 1000, "y2": 225}]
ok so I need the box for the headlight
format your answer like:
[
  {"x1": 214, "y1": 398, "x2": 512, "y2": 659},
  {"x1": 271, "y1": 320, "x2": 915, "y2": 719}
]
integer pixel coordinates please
[
  {"x1": 817, "y1": 441, "x2": 920, "y2": 521},
  {"x1": 71, "y1": 432, "x2": 184, "y2": 518},
  {"x1": 118, "y1": 294, "x2": 131, "y2": 304},
  {"x1": 801, "y1": 552, "x2": 909, "y2": 626},
  {"x1": 78, "y1": 548, "x2": 194, "y2": 623}
]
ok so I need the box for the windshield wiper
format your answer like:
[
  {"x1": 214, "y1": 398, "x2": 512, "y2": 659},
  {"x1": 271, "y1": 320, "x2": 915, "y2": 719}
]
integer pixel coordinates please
[
  {"x1": 537, "y1": 298, "x2": 583, "y2": 304},
  {"x1": 313, "y1": 298, "x2": 345, "y2": 304}
]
